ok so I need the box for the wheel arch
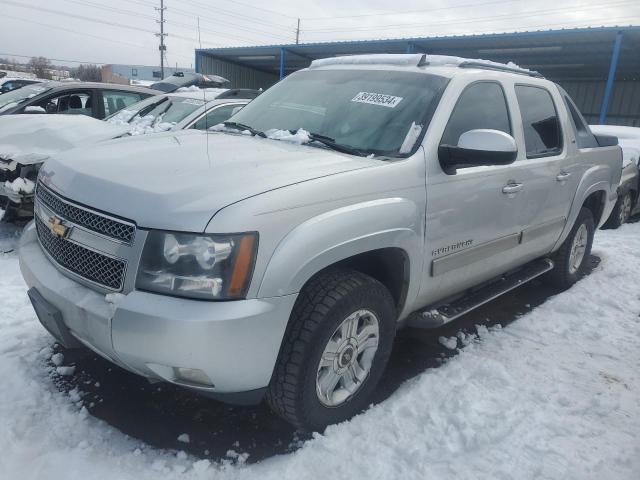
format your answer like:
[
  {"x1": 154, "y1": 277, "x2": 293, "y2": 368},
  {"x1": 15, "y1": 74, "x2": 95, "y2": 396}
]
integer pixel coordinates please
[{"x1": 256, "y1": 197, "x2": 422, "y2": 319}]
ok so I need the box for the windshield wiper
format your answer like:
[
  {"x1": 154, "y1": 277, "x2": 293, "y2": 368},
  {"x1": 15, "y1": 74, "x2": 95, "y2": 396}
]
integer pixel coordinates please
[
  {"x1": 307, "y1": 132, "x2": 367, "y2": 157},
  {"x1": 223, "y1": 121, "x2": 266, "y2": 138}
]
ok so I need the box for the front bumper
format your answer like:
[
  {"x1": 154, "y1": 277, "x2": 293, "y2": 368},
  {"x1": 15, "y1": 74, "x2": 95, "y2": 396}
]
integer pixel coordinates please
[{"x1": 19, "y1": 223, "x2": 297, "y2": 401}]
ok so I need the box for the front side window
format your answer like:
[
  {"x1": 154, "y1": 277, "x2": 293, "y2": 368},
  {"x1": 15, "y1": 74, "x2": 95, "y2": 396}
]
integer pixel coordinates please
[
  {"x1": 229, "y1": 69, "x2": 449, "y2": 156},
  {"x1": 102, "y1": 91, "x2": 143, "y2": 116},
  {"x1": 515, "y1": 85, "x2": 563, "y2": 158},
  {"x1": 440, "y1": 82, "x2": 511, "y2": 147},
  {"x1": 192, "y1": 103, "x2": 243, "y2": 130},
  {"x1": 36, "y1": 91, "x2": 93, "y2": 115}
]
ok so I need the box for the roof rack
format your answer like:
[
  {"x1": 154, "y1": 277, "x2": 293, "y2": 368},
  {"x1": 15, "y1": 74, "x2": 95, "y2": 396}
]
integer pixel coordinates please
[
  {"x1": 457, "y1": 60, "x2": 544, "y2": 78},
  {"x1": 310, "y1": 53, "x2": 544, "y2": 78}
]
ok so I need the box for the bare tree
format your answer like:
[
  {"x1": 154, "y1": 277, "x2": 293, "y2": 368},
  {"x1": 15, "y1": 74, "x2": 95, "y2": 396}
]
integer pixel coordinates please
[
  {"x1": 72, "y1": 64, "x2": 102, "y2": 82},
  {"x1": 27, "y1": 56, "x2": 51, "y2": 79}
]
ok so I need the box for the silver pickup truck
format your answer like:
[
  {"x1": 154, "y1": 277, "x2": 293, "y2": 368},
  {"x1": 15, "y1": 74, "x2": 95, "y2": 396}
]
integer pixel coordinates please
[{"x1": 19, "y1": 54, "x2": 622, "y2": 431}]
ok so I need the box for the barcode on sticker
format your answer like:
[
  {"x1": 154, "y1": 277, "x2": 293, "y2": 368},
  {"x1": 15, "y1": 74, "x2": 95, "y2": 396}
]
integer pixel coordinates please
[{"x1": 351, "y1": 92, "x2": 403, "y2": 108}]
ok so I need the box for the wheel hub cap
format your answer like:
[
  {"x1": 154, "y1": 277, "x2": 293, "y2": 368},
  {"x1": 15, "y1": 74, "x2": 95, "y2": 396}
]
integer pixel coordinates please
[
  {"x1": 316, "y1": 309, "x2": 380, "y2": 407},
  {"x1": 569, "y1": 223, "x2": 588, "y2": 275}
]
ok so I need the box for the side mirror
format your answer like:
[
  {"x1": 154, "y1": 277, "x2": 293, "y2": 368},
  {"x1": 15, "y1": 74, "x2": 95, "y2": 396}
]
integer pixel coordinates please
[
  {"x1": 439, "y1": 129, "x2": 517, "y2": 174},
  {"x1": 45, "y1": 102, "x2": 57, "y2": 114}
]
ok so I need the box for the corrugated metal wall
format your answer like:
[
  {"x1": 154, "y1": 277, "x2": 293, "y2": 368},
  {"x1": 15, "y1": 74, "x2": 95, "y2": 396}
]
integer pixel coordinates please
[
  {"x1": 200, "y1": 51, "x2": 639, "y2": 126},
  {"x1": 200, "y1": 55, "x2": 278, "y2": 90},
  {"x1": 548, "y1": 80, "x2": 639, "y2": 126}
]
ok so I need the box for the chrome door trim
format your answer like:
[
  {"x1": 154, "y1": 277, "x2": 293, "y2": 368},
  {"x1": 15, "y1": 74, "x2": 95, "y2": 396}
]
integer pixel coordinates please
[{"x1": 521, "y1": 217, "x2": 566, "y2": 245}]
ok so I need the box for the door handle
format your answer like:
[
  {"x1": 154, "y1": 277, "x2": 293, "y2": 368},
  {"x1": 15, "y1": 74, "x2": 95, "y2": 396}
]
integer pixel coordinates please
[
  {"x1": 556, "y1": 172, "x2": 572, "y2": 182},
  {"x1": 502, "y1": 182, "x2": 523, "y2": 195}
]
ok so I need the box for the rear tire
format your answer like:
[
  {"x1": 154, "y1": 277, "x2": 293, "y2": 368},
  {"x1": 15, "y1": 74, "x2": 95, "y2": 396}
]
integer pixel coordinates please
[
  {"x1": 546, "y1": 207, "x2": 595, "y2": 290},
  {"x1": 603, "y1": 191, "x2": 633, "y2": 229},
  {"x1": 266, "y1": 269, "x2": 396, "y2": 432}
]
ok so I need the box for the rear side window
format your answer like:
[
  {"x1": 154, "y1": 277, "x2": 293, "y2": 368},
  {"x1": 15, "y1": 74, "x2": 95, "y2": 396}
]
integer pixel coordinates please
[
  {"x1": 515, "y1": 85, "x2": 562, "y2": 158},
  {"x1": 103, "y1": 91, "x2": 143, "y2": 116},
  {"x1": 562, "y1": 94, "x2": 599, "y2": 148},
  {"x1": 440, "y1": 82, "x2": 511, "y2": 147}
]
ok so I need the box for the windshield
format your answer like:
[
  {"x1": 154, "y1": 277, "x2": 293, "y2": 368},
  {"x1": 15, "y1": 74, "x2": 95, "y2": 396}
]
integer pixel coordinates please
[
  {"x1": 0, "y1": 83, "x2": 53, "y2": 112},
  {"x1": 229, "y1": 69, "x2": 448, "y2": 156},
  {"x1": 106, "y1": 95, "x2": 205, "y2": 134}
]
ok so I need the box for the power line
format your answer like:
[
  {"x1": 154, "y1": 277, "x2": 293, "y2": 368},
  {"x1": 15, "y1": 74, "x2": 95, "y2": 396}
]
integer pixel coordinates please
[
  {"x1": 301, "y1": 0, "x2": 526, "y2": 21},
  {"x1": 179, "y1": 0, "x2": 294, "y2": 31},
  {"x1": 303, "y1": 0, "x2": 639, "y2": 33},
  {"x1": 1, "y1": 13, "x2": 150, "y2": 51},
  {"x1": 307, "y1": 16, "x2": 640, "y2": 43},
  {"x1": 59, "y1": 0, "x2": 156, "y2": 20},
  {"x1": 216, "y1": 0, "x2": 298, "y2": 20},
  {"x1": 0, "y1": 0, "x2": 157, "y2": 35}
]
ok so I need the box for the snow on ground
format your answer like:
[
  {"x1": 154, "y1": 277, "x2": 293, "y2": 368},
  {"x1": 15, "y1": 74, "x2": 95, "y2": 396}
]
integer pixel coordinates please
[{"x1": 0, "y1": 222, "x2": 639, "y2": 479}]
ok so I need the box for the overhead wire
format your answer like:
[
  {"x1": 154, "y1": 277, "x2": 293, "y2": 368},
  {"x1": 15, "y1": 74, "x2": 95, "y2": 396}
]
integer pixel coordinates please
[{"x1": 303, "y1": 0, "x2": 639, "y2": 33}]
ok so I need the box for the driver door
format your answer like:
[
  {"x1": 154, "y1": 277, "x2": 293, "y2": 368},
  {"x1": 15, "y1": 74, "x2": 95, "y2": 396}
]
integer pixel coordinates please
[{"x1": 417, "y1": 80, "x2": 525, "y2": 306}]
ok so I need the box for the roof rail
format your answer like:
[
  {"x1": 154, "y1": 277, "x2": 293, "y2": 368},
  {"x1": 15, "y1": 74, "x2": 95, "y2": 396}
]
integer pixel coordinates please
[
  {"x1": 309, "y1": 53, "x2": 544, "y2": 78},
  {"x1": 457, "y1": 60, "x2": 544, "y2": 78}
]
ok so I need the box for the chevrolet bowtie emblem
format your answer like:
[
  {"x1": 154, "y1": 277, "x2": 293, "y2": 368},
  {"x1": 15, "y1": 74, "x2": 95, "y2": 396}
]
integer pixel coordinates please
[{"x1": 47, "y1": 216, "x2": 69, "y2": 238}]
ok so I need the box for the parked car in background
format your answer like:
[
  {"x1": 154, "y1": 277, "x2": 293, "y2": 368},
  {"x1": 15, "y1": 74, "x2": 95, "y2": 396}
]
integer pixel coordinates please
[
  {"x1": 0, "y1": 88, "x2": 256, "y2": 220},
  {"x1": 151, "y1": 72, "x2": 231, "y2": 92},
  {"x1": 590, "y1": 125, "x2": 640, "y2": 227},
  {"x1": 0, "y1": 77, "x2": 44, "y2": 94},
  {"x1": 0, "y1": 82, "x2": 158, "y2": 118},
  {"x1": 19, "y1": 54, "x2": 622, "y2": 431},
  {"x1": 106, "y1": 88, "x2": 257, "y2": 134}
]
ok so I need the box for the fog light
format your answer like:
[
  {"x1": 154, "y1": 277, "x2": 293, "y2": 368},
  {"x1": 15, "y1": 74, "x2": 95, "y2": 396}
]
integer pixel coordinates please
[{"x1": 173, "y1": 367, "x2": 213, "y2": 387}]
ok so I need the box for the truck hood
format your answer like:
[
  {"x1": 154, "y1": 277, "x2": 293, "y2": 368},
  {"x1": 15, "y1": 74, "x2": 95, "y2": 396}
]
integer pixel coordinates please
[
  {"x1": 41, "y1": 129, "x2": 377, "y2": 231},
  {"x1": 0, "y1": 115, "x2": 128, "y2": 165}
]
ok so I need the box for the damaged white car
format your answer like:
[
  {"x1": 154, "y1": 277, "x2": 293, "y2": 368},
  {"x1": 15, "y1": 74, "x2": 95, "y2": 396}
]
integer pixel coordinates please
[{"x1": 0, "y1": 89, "x2": 256, "y2": 221}]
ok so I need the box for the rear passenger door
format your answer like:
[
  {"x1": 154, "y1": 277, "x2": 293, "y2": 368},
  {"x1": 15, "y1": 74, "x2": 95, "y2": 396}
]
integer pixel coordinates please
[{"x1": 509, "y1": 83, "x2": 574, "y2": 258}]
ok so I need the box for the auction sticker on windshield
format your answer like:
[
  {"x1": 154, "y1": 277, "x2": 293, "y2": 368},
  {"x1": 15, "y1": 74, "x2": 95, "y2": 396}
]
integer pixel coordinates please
[{"x1": 351, "y1": 92, "x2": 403, "y2": 108}]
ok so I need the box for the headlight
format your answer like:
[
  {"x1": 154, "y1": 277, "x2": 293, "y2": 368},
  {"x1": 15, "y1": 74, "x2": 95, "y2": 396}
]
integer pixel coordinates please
[{"x1": 136, "y1": 231, "x2": 258, "y2": 300}]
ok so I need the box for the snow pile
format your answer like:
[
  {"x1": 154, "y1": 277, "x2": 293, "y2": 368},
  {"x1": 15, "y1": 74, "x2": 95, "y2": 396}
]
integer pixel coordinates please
[
  {"x1": 4, "y1": 177, "x2": 35, "y2": 194},
  {"x1": 176, "y1": 86, "x2": 201, "y2": 92},
  {"x1": 106, "y1": 109, "x2": 137, "y2": 126},
  {"x1": 265, "y1": 128, "x2": 311, "y2": 145},
  {"x1": 24, "y1": 106, "x2": 46, "y2": 114},
  {"x1": 208, "y1": 123, "x2": 252, "y2": 135},
  {"x1": 108, "y1": 112, "x2": 176, "y2": 136},
  {"x1": 1, "y1": 221, "x2": 640, "y2": 479}
]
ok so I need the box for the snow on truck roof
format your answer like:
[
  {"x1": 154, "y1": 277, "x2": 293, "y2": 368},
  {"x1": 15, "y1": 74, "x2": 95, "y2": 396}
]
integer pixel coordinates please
[{"x1": 309, "y1": 53, "x2": 542, "y2": 78}]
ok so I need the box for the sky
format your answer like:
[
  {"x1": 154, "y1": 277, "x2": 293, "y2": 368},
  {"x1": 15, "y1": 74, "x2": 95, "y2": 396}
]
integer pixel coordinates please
[{"x1": 0, "y1": 0, "x2": 638, "y2": 68}]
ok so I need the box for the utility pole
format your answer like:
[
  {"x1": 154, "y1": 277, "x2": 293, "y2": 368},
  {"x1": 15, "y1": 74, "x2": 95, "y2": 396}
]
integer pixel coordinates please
[
  {"x1": 295, "y1": 18, "x2": 300, "y2": 44},
  {"x1": 155, "y1": 0, "x2": 167, "y2": 79}
]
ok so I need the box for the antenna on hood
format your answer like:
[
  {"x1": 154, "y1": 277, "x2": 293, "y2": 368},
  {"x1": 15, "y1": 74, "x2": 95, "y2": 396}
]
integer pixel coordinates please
[{"x1": 197, "y1": 16, "x2": 210, "y2": 166}]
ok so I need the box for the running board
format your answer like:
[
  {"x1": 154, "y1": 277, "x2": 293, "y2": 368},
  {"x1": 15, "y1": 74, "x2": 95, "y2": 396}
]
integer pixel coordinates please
[{"x1": 408, "y1": 258, "x2": 554, "y2": 328}]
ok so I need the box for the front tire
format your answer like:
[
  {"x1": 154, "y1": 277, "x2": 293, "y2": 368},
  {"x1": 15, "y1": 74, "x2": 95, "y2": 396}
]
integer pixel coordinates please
[
  {"x1": 603, "y1": 191, "x2": 633, "y2": 229},
  {"x1": 266, "y1": 269, "x2": 396, "y2": 431},
  {"x1": 547, "y1": 207, "x2": 595, "y2": 290}
]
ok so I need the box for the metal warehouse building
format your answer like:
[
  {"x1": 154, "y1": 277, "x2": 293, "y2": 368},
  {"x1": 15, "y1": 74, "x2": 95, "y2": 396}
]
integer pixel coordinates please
[{"x1": 195, "y1": 26, "x2": 640, "y2": 126}]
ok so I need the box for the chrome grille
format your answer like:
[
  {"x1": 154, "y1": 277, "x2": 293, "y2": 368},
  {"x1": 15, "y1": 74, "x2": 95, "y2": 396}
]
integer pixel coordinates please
[
  {"x1": 36, "y1": 184, "x2": 135, "y2": 244},
  {"x1": 36, "y1": 216, "x2": 126, "y2": 291}
]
